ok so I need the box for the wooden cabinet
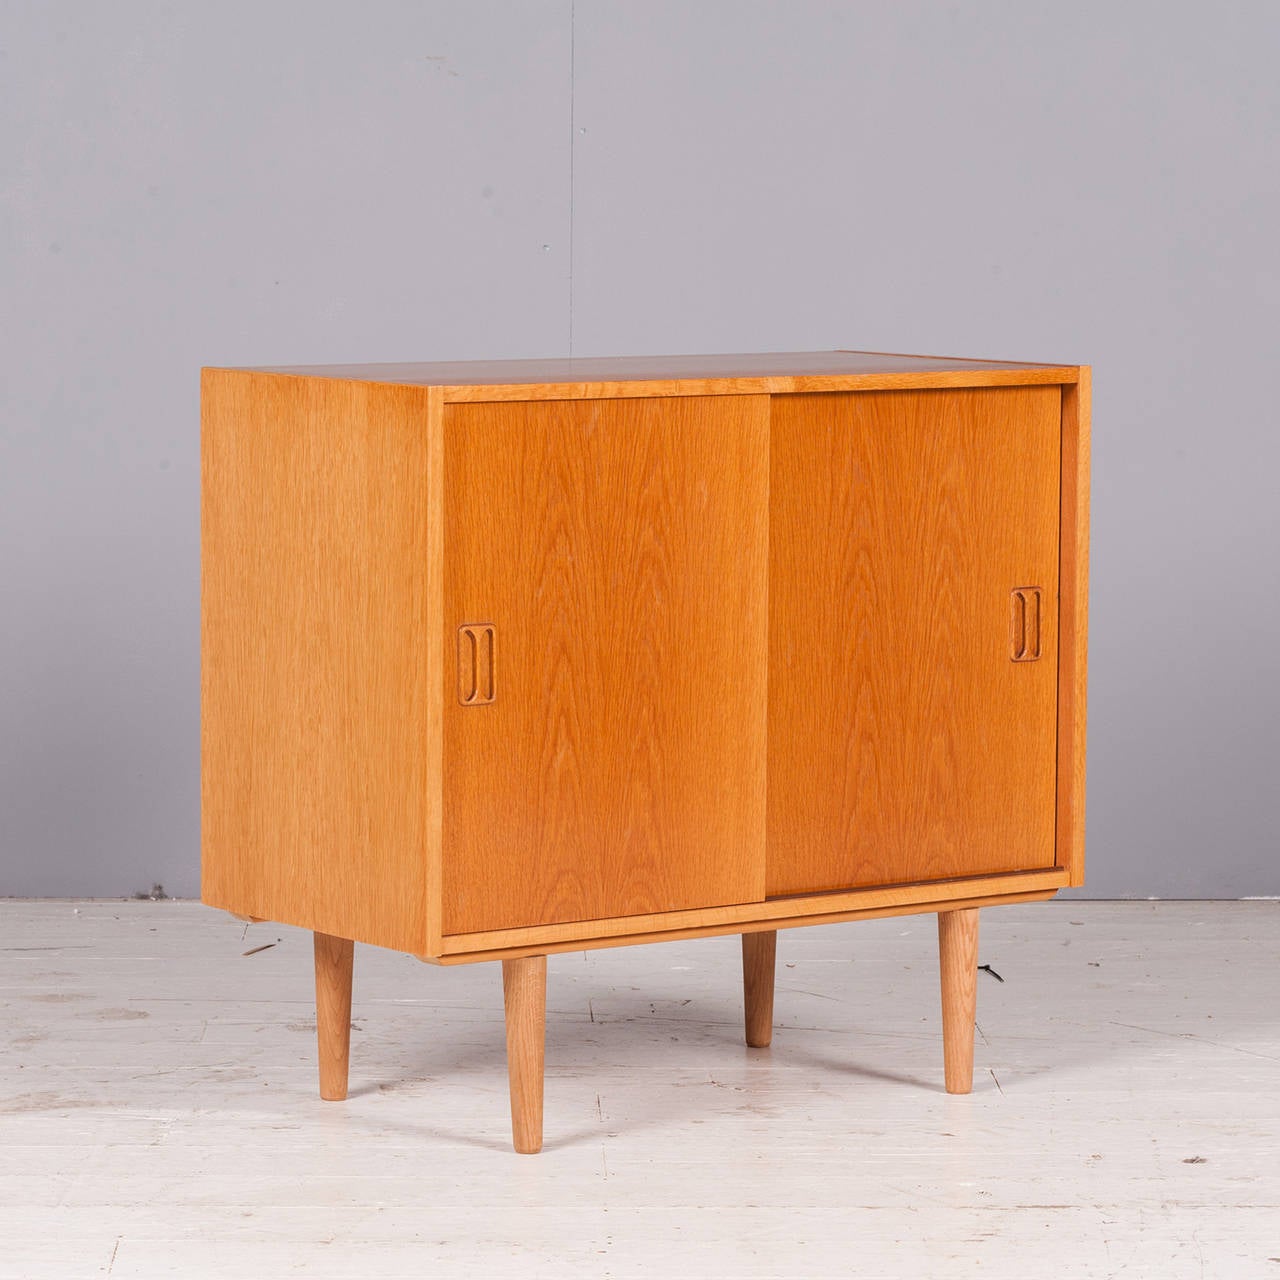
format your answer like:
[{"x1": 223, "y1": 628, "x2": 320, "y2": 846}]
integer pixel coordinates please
[{"x1": 202, "y1": 350, "x2": 1089, "y2": 1152}]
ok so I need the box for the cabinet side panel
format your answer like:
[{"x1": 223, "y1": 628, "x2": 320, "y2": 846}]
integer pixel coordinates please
[
  {"x1": 201, "y1": 371, "x2": 439, "y2": 953},
  {"x1": 768, "y1": 387, "x2": 1061, "y2": 894},
  {"x1": 1058, "y1": 369, "x2": 1090, "y2": 886},
  {"x1": 442, "y1": 395, "x2": 769, "y2": 934}
]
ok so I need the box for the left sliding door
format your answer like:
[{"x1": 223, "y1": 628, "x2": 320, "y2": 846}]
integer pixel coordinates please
[{"x1": 442, "y1": 394, "x2": 769, "y2": 935}]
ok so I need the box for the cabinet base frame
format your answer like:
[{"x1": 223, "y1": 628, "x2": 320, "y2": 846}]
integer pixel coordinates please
[{"x1": 427, "y1": 869, "x2": 1066, "y2": 965}]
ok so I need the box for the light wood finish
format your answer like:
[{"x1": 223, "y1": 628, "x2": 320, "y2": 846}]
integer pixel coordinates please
[
  {"x1": 938, "y1": 908, "x2": 980, "y2": 1094},
  {"x1": 442, "y1": 395, "x2": 769, "y2": 934},
  {"x1": 437, "y1": 868, "x2": 1068, "y2": 958},
  {"x1": 767, "y1": 387, "x2": 1061, "y2": 896},
  {"x1": 421, "y1": 386, "x2": 447, "y2": 957},
  {"x1": 436, "y1": 369, "x2": 1074, "y2": 403},
  {"x1": 502, "y1": 955, "x2": 547, "y2": 1155},
  {"x1": 741, "y1": 931, "x2": 777, "y2": 1048},
  {"x1": 199, "y1": 352, "x2": 1089, "y2": 1153},
  {"x1": 1058, "y1": 368, "x2": 1091, "y2": 886},
  {"x1": 435, "y1": 887, "x2": 1062, "y2": 966},
  {"x1": 313, "y1": 932, "x2": 354, "y2": 1101},
  {"x1": 234, "y1": 349, "x2": 1080, "y2": 404},
  {"x1": 201, "y1": 370, "x2": 441, "y2": 954}
]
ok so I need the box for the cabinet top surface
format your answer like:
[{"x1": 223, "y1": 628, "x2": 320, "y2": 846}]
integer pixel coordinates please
[{"x1": 207, "y1": 350, "x2": 1082, "y2": 400}]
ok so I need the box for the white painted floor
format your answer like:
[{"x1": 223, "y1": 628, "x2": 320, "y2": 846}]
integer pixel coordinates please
[{"x1": 1, "y1": 900, "x2": 1277, "y2": 1279}]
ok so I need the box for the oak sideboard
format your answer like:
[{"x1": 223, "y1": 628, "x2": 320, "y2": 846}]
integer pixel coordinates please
[{"x1": 201, "y1": 349, "x2": 1090, "y2": 1153}]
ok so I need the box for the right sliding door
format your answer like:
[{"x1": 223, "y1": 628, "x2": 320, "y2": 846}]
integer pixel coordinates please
[{"x1": 767, "y1": 387, "x2": 1061, "y2": 896}]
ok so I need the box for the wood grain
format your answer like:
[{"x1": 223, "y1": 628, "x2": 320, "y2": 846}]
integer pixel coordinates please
[
  {"x1": 442, "y1": 395, "x2": 769, "y2": 934},
  {"x1": 201, "y1": 370, "x2": 441, "y2": 954},
  {"x1": 767, "y1": 387, "x2": 1062, "y2": 896},
  {"x1": 1058, "y1": 369, "x2": 1091, "y2": 887},
  {"x1": 228, "y1": 350, "x2": 1079, "y2": 404},
  {"x1": 438, "y1": 368, "x2": 1076, "y2": 403},
  {"x1": 435, "y1": 887, "x2": 1061, "y2": 966},
  {"x1": 742, "y1": 931, "x2": 777, "y2": 1048},
  {"x1": 421, "y1": 387, "x2": 446, "y2": 956},
  {"x1": 313, "y1": 932, "x2": 354, "y2": 1101},
  {"x1": 938, "y1": 908, "x2": 980, "y2": 1093},
  {"x1": 502, "y1": 955, "x2": 547, "y2": 1154},
  {"x1": 436, "y1": 868, "x2": 1068, "y2": 958},
  {"x1": 202, "y1": 359, "x2": 1085, "y2": 974}
]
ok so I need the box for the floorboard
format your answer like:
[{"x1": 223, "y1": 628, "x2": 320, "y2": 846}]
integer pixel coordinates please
[{"x1": 1, "y1": 900, "x2": 1277, "y2": 1278}]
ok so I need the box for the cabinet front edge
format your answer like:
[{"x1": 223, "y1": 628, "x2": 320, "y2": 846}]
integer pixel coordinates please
[
  {"x1": 201, "y1": 365, "x2": 1082, "y2": 405},
  {"x1": 439, "y1": 369, "x2": 1081, "y2": 402}
]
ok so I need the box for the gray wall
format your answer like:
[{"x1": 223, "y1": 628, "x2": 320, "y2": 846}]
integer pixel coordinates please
[{"x1": 2, "y1": 2, "x2": 1276, "y2": 898}]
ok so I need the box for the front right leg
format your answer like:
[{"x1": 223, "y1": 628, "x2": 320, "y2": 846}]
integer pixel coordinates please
[{"x1": 502, "y1": 955, "x2": 547, "y2": 1154}]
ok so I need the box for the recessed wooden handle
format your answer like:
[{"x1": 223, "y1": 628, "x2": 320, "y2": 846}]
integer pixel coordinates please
[
  {"x1": 1010, "y1": 588, "x2": 1041, "y2": 662},
  {"x1": 458, "y1": 624, "x2": 496, "y2": 704}
]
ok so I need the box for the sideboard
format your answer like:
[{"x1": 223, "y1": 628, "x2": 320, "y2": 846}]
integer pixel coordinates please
[{"x1": 201, "y1": 349, "x2": 1089, "y2": 1153}]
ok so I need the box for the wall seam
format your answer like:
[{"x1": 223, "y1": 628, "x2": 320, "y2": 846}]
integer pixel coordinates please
[{"x1": 568, "y1": 0, "x2": 576, "y2": 356}]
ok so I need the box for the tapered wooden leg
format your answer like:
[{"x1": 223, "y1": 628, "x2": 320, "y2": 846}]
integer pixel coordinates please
[
  {"x1": 313, "y1": 932, "x2": 354, "y2": 1101},
  {"x1": 502, "y1": 955, "x2": 547, "y2": 1154},
  {"x1": 742, "y1": 930, "x2": 777, "y2": 1048},
  {"x1": 938, "y1": 908, "x2": 980, "y2": 1094}
]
